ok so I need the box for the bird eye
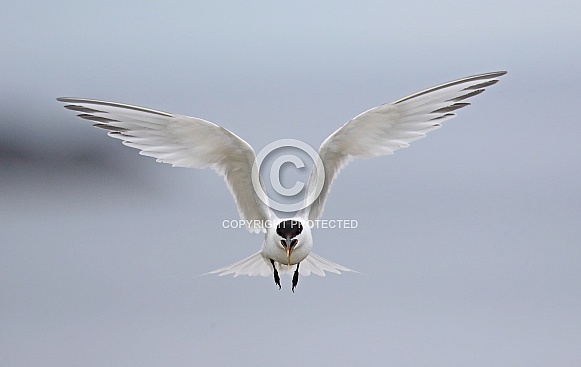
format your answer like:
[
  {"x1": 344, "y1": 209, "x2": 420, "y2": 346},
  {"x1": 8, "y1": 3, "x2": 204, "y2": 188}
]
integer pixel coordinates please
[
  {"x1": 291, "y1": 239, "x2": 298, "y2": 248},
  {"x1": 280, "y1": 240, "x2": 286, "y2": 247}
]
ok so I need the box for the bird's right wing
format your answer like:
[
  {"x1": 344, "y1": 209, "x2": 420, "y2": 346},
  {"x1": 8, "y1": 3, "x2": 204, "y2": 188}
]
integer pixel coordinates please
[
  {"x1": 303, "y1": 71, "x2": 507, "y2": 221},
  {"x1": 58, "y1": 98, "x2": 270, "y2": 233}
]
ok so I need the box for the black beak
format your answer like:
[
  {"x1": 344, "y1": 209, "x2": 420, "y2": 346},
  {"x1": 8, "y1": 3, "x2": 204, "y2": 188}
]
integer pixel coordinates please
[{"x1": 281, "y1": 237, "x2": 298, "y2": 267}]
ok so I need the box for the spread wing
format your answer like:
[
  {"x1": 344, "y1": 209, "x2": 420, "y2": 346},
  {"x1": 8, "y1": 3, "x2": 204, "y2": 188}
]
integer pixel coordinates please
[
  {"x1": 57, "y1": 97, "x2": 270, "y2": 233},
  {"x1": 303, "y1": 71, "x2": 507, "y2": 221}
]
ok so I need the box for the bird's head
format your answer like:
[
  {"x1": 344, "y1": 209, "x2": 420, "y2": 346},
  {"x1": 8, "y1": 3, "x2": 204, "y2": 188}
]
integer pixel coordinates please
[{"x1": 276, "y1": 219, "x2": 304, "y2": 267}]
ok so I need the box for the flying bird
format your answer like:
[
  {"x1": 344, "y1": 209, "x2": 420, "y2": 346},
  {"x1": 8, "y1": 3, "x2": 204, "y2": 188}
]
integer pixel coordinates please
[{"x1": 58, "y1": 71, "x2": 506, "y2": 291}]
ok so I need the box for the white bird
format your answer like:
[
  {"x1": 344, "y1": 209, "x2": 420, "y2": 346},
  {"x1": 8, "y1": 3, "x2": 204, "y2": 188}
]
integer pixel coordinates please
[{"x1": 58, "y1": 71, "x2": 506, "y2": 291}]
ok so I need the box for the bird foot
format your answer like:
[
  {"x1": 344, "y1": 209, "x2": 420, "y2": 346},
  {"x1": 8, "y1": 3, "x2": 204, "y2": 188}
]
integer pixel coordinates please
[
  {"x1": 292, "y1": 263, "x2": 300, "y2": 292},
  {"x1": 271, "y1": 259, "x2": 281, "y2": 290}
]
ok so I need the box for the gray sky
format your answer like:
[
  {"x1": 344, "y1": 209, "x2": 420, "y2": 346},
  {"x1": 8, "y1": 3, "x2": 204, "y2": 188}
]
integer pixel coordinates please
[{"x1": 2, "y1": 1, "x2": 581, "y2": 366}]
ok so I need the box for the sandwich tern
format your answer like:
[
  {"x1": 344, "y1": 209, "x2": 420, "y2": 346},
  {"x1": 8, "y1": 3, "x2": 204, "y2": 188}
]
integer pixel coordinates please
[{"x1": 58, "y1": 71, "x2": 506, "y2": 291}]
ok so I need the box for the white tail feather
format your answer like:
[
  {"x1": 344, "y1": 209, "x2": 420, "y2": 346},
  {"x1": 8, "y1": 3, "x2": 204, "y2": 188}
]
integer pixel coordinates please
[
  {"x1": 298, "y1": 252, "x2": 357, "y2": 276},
  {"x1": 205, "y1": 252, "x2": 356, "y2": 278},
  {"x1": 205, "y1": 252, "x2": 272, "y2": 277}
]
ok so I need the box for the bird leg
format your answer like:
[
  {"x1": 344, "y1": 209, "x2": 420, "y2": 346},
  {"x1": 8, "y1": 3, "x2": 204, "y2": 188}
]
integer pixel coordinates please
[
  {"x1": 270, "y1": 259, "x2": 281, "y2": 290},
  {"x1": 292, "y1": 263, "x2": 300, "y2": 292}
]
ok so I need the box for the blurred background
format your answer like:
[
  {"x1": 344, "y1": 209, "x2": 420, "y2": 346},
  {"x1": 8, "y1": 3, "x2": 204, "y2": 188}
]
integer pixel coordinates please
[{"x1": 2, "y1": 1, "x2": 580, "y2": 366}]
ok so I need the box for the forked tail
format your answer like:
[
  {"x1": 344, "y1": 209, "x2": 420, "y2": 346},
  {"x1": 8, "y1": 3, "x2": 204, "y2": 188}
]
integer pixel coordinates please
[{"x1": 205, "y1": 252, "x2": 356, "y2": 277}]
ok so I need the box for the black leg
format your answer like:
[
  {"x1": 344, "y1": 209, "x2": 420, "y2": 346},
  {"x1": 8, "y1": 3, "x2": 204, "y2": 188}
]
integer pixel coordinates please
[
  {"x1": 292, "y1": 263, "x2": 300, "y2": 292},
  {"x1": 270, "y1": 259, "x2": 281, "y2": 290}
]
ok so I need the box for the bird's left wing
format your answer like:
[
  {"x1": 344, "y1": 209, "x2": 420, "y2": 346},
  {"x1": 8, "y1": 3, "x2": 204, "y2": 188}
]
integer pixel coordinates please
[
  {"x1": 303, "y1": 71, "x2": 507, "y2": 221},
  {"x1": 58, "y1": 98, "x2": 270, "y2": 233}
]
